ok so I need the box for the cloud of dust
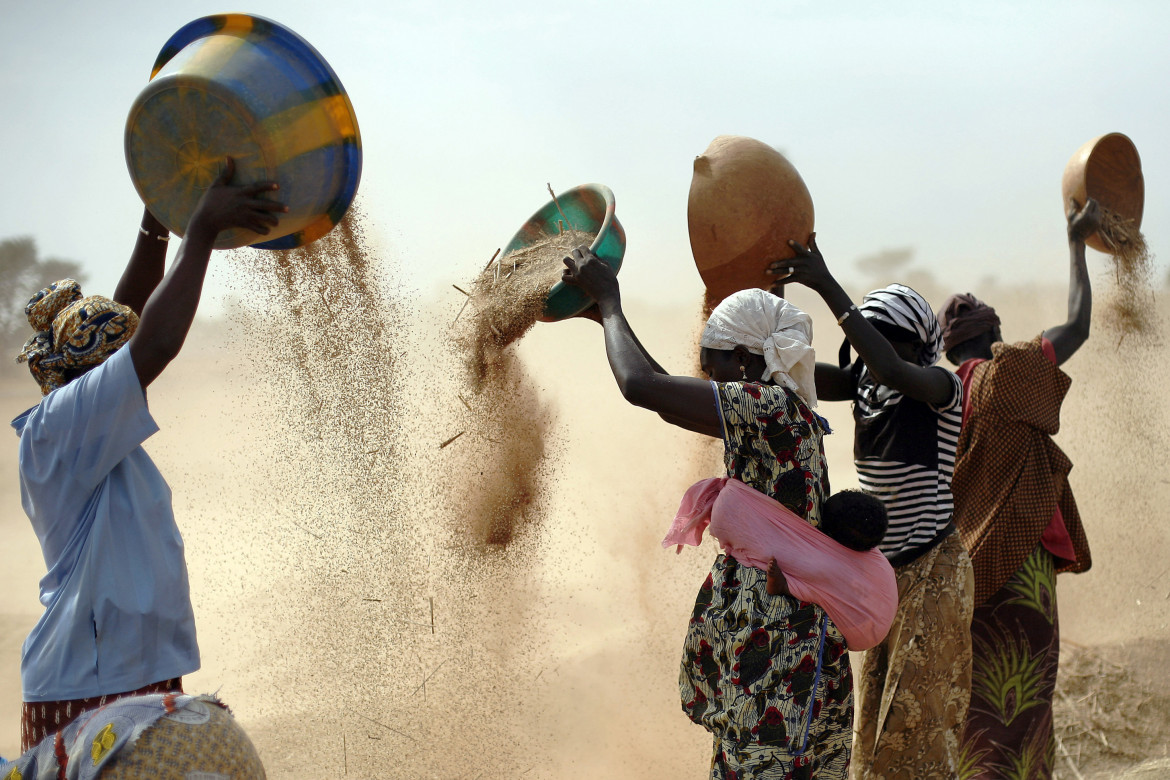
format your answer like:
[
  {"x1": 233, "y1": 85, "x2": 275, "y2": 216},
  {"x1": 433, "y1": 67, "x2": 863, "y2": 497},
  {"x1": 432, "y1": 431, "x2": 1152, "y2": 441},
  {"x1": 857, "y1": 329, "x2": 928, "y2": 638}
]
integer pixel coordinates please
[
  {"x1": 193, "y1": 210, "x2": 714, "y2": 777},
  {"x1": 441, "y1": 347, "x2": 555, "y2": 548},
  {"x1": 125, "y1": 223, "x2": 1169, "y2": 779},
  {"x1": 3, "y1": 210, "x2": 1163, "y2": 772},
  {"x1": 442, "y1": 233, "x2": 584, "y2": 551}
]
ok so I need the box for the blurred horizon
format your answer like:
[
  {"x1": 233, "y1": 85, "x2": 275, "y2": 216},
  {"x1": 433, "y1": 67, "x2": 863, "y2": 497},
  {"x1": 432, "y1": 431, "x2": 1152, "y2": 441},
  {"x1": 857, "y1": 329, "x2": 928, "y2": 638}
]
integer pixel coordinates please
[{"x1": 2, "y1": 1, "x2": 1167, "y2": 318}]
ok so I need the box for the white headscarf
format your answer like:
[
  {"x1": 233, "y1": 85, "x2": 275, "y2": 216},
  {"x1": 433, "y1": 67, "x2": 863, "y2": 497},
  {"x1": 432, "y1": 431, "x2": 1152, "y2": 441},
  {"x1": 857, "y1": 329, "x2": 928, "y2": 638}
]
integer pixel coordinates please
[{"x1": 699, "y1": 288, "x2": 818, "y2": 407}]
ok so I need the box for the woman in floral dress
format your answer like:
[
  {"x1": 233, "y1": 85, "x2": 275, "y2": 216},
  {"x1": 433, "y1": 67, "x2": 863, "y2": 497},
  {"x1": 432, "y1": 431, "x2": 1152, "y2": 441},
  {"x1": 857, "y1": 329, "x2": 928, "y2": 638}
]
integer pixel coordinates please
[{"x1": 562, "y1": 249, "x2": 852, "y2": 780}]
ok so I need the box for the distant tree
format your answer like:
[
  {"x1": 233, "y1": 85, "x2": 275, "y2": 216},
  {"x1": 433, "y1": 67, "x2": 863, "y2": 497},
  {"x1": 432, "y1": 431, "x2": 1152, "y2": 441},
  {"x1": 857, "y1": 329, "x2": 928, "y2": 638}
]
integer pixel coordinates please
[
  {"x1": 0, "y1": 236, "x2": 88, "y2": 345},
  {"x1": 854, "y1": 247, "x2": 915, "y2": 280}
]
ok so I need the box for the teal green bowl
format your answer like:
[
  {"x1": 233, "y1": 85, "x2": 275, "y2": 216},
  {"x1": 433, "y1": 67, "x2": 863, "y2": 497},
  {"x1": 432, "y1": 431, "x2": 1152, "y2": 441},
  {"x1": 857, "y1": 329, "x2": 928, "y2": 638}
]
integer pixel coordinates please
[{"x1": 500, "y1": 184, "x2": 626, "y2": 322}]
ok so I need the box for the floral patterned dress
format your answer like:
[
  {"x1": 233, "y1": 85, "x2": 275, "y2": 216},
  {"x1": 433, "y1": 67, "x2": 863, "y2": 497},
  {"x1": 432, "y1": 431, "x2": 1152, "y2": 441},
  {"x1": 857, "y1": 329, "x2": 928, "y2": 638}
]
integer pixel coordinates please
[{"x1": 680, "y1": 381, "x2": 853, "y2": 780}]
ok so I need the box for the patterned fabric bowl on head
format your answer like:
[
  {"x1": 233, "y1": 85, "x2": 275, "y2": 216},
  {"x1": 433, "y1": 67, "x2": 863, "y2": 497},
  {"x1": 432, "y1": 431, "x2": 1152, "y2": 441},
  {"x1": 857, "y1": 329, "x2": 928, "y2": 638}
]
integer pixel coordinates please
[
  {"x1": 125, "y1": 14, "x2": 361, "y2": 250},
  {"x1": 501, "y1": 183, "x2": 626, "y2": 322}
]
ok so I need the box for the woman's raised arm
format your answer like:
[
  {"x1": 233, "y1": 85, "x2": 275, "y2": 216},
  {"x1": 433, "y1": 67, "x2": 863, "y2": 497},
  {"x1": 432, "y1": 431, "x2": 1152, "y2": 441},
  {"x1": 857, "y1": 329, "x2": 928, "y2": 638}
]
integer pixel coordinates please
[
  {"x1": 561, "y1": 248, "x2": 722, "y2": 438},
  {"x1": 772, "y1": 235, "x2": 955, "y2": 406},
  {"x1": 113, "y1": 207, "x2": 170, "y2": 316}
]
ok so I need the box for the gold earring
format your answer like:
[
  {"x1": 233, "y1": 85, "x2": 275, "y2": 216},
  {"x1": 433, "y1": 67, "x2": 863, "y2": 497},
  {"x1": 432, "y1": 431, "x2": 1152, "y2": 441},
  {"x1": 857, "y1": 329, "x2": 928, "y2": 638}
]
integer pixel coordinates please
[{"x1": 739, "y1": 365, "x2": 747, "y2": 380}]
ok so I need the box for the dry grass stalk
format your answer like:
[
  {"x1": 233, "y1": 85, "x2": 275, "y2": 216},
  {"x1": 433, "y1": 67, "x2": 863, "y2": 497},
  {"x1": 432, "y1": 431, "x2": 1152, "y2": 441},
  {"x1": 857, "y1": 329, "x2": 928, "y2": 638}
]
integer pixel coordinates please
[
  {"x1": 439, "y1": 431, "x2": 466, "y2": 449},
  {"x1": 1054, "y1": 735, "x2": 1085, "y2": 780},
  {"x1": 547, "y1": 182, "x2": 571, "y2": 230},
  {"x1": 412, "y1": 659, "x2": 447, "y2": 699}
]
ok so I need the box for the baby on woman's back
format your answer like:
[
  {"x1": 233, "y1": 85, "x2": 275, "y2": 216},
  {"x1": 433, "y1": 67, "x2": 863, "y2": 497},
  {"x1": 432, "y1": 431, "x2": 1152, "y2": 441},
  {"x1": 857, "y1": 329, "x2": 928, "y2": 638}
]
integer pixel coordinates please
[{"x1": 665, "y1": 481, "x2": 897, "y2": 650}]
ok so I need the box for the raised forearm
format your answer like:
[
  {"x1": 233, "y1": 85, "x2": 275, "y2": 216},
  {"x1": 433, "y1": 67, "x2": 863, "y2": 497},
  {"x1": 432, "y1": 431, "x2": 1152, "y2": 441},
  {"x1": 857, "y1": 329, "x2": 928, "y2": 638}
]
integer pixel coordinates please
[
  {"x1": 814, "y1": 278, "x2": 904, "y2": 385},
  {"x1": 128, "y1": 229, "x2": 215, "y2": 387},
  {"x1": 1045, "y1": 237, "x2": 1092, "y2": 364},
  {"x1": 114, "y1": 208, "x2": 169, "y2": 315},
  {"x1": 598, "y1": 296, "x2": 664, "y2": 400},
  {"x1": 811, "y1": 276, "x2": 952, "y2": 404}
]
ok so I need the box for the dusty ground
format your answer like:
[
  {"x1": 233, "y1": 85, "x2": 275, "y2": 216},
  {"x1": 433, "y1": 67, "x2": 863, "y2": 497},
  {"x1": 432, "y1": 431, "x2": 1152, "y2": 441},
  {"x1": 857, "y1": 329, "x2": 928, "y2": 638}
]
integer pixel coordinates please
[
  {"x1": 1, "y1": 267, "x2": 1168, "y2": 777},
  {"x1": 1053, "y1": 641, "x2": 1170, "y2": 779}
]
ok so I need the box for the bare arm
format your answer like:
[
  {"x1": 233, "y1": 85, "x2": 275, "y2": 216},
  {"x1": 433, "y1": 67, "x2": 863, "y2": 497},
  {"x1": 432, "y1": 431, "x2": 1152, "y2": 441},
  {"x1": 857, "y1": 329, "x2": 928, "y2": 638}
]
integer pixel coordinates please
[
  {"x1": 773, "y1": 235, "x2": 955, "y2": 406},
  {"x1": 1044, "y1": 198, "x2": 1099, "y2": 365},
  {"x1": 814, "y1": 361, "x2": 855, "y2": 402},
  {"x1": 129, "y1": 158, "x2": 286, "y2": 389},
  {"x1": 562, "y1": 249, "x2": 722, "y2": 438},
  {"x1": 113, "y1": 208, "x2": 170, "y2": 316},
  {"x1": 578, "y1": 303, "x2": 700, "y2": 429}
]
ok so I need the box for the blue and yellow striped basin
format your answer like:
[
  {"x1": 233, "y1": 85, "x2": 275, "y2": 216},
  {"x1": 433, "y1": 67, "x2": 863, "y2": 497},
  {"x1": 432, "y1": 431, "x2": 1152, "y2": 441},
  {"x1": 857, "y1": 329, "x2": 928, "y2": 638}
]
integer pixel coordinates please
[
  {"x1": 502, "y1": 184, "x2": 626, "y2": 322},
  {"x1": 124, "y1": 14, "x2": 361, "y2": 250}
]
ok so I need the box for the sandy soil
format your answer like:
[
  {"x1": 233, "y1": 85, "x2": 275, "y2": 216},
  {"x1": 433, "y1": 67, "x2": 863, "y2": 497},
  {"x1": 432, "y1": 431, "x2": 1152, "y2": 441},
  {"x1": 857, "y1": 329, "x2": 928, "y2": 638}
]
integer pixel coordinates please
[{"x1": 1, "y1": 270, "x2": 1167, "y2": 778}]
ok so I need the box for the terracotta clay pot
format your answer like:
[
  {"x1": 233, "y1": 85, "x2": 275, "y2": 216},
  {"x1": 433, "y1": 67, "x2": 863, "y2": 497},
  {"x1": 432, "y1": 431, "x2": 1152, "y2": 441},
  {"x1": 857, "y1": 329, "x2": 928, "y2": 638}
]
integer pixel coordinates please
[
  {"x1": 688, "y1": 135, "x2": 814, "y2": 309},
  {"x1": 1061, "y1": 132, "x2": 1144, "y2": 254}
]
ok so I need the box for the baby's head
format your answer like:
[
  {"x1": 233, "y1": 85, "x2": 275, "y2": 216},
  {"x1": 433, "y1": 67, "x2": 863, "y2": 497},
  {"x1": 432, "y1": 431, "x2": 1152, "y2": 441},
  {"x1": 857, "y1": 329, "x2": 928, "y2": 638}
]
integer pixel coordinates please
[{"x1": 820, "y1": 489, "x2": 888, "y2": 552}]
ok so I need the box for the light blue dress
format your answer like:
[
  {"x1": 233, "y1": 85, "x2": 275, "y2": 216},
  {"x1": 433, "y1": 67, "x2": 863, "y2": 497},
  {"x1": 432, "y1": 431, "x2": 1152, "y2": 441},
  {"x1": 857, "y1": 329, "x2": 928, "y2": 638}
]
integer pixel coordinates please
[{"x1": 12, "y1": 344, "x2": 199, "y2": 702}]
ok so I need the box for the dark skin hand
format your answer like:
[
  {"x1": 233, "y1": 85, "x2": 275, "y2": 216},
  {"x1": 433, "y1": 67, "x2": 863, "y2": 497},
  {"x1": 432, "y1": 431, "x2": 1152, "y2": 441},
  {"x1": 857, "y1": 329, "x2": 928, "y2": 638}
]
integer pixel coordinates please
[
  {"x1": 766, "y1": 559, "x2": 791, "y2": 596},
  {"x1": 562, "y1": 247, "x2": 771, "y2": 438},
  {"x1": 129, "y1": 157, "x2": 286, "y2": 389},
  {"x1": 766, "y1": 233, "x2": 955, "y2": 406}
]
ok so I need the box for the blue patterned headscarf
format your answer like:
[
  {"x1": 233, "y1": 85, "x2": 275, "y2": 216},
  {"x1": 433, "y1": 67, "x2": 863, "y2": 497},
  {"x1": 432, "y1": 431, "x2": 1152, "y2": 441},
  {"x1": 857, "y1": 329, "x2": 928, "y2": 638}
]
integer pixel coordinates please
[{"x1": 15, "y1": 279, "x2": 139, "y2": 395}]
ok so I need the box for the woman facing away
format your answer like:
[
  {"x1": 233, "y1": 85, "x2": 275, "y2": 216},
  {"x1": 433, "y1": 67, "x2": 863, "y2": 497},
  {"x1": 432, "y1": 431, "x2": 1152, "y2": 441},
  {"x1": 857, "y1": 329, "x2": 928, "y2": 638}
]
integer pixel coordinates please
[
  {"x1": 562, "y1": 250, "x2": 853, "y2": 780},
  {"x1": 937, "y1": 198, "x2": 1099, "y2": 778},
  {"x1": 771, "y1": 236, "x2": 975, "y2": 780},
  {"x1": 12, "y1": 158, "x2": 284, "y2": 752}
]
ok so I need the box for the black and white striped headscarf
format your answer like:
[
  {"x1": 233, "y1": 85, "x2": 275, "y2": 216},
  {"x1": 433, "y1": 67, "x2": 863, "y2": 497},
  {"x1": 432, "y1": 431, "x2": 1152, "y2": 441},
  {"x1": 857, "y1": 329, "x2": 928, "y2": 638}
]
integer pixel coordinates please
[
  {"x1": 841, "y1": 283, "x2": 943, "y2": 369},
  {"x1": 842, "y1": 284, "x2": 944, "y2": 414}
]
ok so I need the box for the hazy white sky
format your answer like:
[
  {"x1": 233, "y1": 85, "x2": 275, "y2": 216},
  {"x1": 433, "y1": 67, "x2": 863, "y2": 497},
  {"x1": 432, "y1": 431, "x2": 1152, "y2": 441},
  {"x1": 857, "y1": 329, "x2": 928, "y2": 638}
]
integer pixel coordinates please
[{"x1": 2, "y1": 0, "x2": 1167, "y2": 310}]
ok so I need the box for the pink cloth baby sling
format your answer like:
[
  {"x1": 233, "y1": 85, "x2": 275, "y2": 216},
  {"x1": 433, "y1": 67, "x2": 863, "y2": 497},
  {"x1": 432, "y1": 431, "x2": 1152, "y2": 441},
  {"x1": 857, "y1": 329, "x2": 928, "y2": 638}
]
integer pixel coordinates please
[{"x1": 663, "y1": 476, "x2": 897, "y2": 650}]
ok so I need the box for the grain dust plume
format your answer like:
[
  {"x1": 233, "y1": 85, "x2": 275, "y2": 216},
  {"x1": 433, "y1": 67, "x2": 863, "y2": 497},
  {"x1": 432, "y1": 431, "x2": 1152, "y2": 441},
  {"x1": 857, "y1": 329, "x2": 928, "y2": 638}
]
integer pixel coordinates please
[
  {"x1": 1096, "y1": 207, "x2": 1156, "y2": 339},
  {"x1": 443, "y1": 228, "x2": 593, "y2": 549},
  {"x1": 458, "y1": 229, "x2": 593, "y2": 392}
]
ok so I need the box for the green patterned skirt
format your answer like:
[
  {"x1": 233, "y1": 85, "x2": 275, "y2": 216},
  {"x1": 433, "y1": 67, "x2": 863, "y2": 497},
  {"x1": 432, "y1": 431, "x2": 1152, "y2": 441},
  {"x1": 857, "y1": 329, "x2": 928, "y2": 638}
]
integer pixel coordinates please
[{"x1": 961, "y1": 545, "x2": 1059, "y2": 779}]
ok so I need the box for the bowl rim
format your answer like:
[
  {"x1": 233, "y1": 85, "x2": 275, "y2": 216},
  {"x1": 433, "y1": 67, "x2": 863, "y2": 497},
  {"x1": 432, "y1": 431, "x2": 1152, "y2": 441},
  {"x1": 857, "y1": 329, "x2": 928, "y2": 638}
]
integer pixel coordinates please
[
  {"x1": 502, "y1": 183, "x2": 626, "y2": 321},
  {"x1": 145, "y1": 13, "x2": 362, "y2": 250}
]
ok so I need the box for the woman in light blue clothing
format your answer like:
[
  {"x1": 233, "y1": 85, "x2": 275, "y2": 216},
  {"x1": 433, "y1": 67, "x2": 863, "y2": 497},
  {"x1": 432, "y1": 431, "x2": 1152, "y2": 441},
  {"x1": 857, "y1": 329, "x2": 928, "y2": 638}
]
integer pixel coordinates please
[{"x1": 13, "y1": 159, "x2": 285, "y2": 751}]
